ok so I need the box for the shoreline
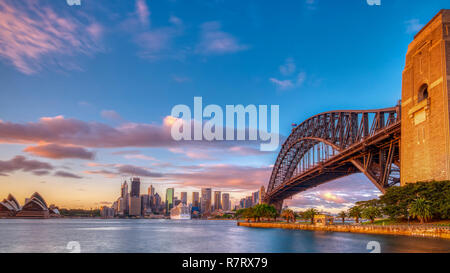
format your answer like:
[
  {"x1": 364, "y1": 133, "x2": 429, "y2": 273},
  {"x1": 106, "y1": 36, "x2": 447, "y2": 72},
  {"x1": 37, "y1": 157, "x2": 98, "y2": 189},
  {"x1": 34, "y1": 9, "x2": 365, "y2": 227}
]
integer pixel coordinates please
[{"x1": 237, "y1": 222, "x2": 450, "y2": 240}]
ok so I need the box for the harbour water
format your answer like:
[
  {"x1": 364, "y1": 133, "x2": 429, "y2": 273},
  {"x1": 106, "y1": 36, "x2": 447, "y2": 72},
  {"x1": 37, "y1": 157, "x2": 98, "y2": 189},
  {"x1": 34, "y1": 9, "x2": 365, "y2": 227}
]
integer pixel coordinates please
[{"x1": 0, "y1": 219, "x2": 449, "y2": 253}]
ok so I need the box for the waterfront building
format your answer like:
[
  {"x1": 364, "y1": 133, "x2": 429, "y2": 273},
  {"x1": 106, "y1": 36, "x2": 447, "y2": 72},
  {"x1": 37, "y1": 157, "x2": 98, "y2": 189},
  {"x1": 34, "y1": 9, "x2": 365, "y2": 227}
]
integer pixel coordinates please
[
  {"x1": 192, "y1": 192, "x2": 200, "y2": 207},
  {"x1": 117, "y1": 197, "x2": 126, "y2": 216},
  {"x1": 141, "y1": 194, "x2": 150, "y2": 215},
  {"x1": 214, "y1": 191, "x2": 221, "y2": 211},
  {"x1": 121, "y1": 181, "x2": 129, "y2": 214},
  {"x1": 166, "y1": 188, "x2": 175, "y2": 214},
  {"x1": 222, "y1": 193, "x2": 230, "y2": 211},
  {"x1": 245, "y1": 196, "x2": 252, "y2": 208},
  {"x1": 201, "y1": 188, "x2": 212, "y2": 214},
  {"x1": 170, "y1": 203, "x2": 191, "y2": 220},
  {"x1": 130, "y1": 177, "x2": 140, "y2": 197},
  {"x1": 180, "y1": 192, "x2": 187, "y2": 205},
  {"x1": 129, "y1": 196, "x2": 141, "y2": 217},
  {"x1": 16, "y1": 192, "x2": 53, "y2": 218},
  {"x1": 0, "y1": 194, "x2": 20, "y2": 217},
  {"x1": 252, "y1": 191, "x2": 259, "y2": 205},
  {"x1": 259, "y1": 186, "x2": 265, "y2": 204},
  {"x1": 100, "y1": 206, "x2": 115, "y2": 218},
  {"x1": 153, "y1": 192, "x2": 161, "y2": 213},
  {"x1": 314, "y1": 214, "x2": 334, "y2": 226}
]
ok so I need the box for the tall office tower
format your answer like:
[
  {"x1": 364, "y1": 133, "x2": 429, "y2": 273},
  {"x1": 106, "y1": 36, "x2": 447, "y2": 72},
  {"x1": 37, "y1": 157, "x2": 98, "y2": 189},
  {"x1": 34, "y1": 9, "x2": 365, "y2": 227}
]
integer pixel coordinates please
[
  {"x1": 130, "y1": 177, "x2": 141, "y2": 197},
  {"x1": 166, "y1": 188, "x2": 175, "y2": 214},
  {"x1": 148, "y1": 185, "x2": 155, "y2": 196},
  {"x1": 192, "y1": 192, "x2": 200, "y2": 207},
  {"x1": 201, "y1": 188, "x2": 212, "y2": 214},
  {"x1": 153, "y1": 192, "x2": 161, "y2": 212},
  {"x1": 245, "y1": 196, "x2": 252, "y2": 208},
  {"x1": 180, "y1": 192, "x2": 187, "y2": 205},
  {"x1": 259, "y1": 186, "x2": 265, "y2": 204},
  {"x1": 239, "y1": 198, "x2": 245, "y2": 209},
  {"x1": 221, "y1": 193, "x2": 230, "y2": 211},
  {"x1": 141, "y1": 194, "x2": 150, "y2": 216},
  {"x1": 121, "y1": 181, "x2": 128, "y2": 198},
  {"x1": 129, "y1": 196, "x2": 141, "y2": 217},
  {"x1": 214, "y1": 191, "x2": 222, "y2": 211},
  {"x1": 120, "y1": 181, "x2": 129, "y2": 214},
  {"x1": 252, "y1": 191, "x2": 259, "y2": 205}
]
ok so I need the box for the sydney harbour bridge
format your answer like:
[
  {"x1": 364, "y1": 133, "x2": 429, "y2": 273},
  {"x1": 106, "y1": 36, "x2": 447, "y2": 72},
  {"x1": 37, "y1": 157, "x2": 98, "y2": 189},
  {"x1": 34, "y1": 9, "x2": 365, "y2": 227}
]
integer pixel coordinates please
[{"x1": 263, "y1": 106, "x2": 401, "y2": 210}]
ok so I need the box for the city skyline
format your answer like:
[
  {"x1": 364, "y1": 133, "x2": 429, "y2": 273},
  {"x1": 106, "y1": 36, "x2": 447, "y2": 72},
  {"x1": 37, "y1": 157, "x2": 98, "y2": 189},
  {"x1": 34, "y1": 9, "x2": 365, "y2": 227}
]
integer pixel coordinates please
[{"x1": 1, "y1": 0, "x2": 449, "y2": 213}]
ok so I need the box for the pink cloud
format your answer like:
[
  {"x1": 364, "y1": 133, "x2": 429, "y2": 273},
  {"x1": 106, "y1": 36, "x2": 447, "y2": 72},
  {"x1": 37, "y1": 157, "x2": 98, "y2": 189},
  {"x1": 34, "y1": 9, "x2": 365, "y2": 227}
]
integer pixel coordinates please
[
  {"x1": 0, "y1": 1, "x2": 104, "y2": 74},
  {"x1": 136, "y1": 0, "x2": 150, "y2": 27},
  {"x1": 24, "y1": 144, "x2": 95, "y2": 160},
  {"x1": 170, "y1": 164, "x2": 271, "y2": 191},
  {"x1": 0, "y1": 115, "x2": 173, "y2": 148},
  {"x1": 0, "y1": 155, "x2": 53, "y2": 176},
  {"x1": 196, "y1": 21, "x2": 248, "y2": 55}
]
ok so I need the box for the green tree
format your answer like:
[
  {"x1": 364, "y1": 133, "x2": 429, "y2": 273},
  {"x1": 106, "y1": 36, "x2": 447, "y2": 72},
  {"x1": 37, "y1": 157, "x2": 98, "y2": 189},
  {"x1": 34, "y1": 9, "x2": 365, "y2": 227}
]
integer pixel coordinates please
[
  {"x1": 303, "y1": 208, "x2": 318, "y2": 224},
  {"x1": 409, "y1": 197, "x2": 432, "y2": 224},
  {"x1": 338, "y1": 211, "x2": 347, "y2": 224},
  {"x1": 348, "y1": 206, "x2": 363, "y2": 224},
  {"x1": 362, "y1": 206, "x2": 382, "y2": 224}
]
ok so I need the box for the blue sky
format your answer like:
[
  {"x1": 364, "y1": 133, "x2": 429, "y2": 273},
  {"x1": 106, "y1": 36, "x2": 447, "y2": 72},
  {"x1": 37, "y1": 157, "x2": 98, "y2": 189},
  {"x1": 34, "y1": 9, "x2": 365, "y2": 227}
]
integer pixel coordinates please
[{"x1": 0, "y1": 0, "x2": 448, "y2": 212}]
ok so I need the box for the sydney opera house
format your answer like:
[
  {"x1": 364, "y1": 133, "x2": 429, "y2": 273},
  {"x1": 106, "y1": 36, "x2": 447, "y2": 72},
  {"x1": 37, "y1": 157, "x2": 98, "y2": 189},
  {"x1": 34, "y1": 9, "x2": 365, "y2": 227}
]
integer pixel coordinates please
[{"x1": 0, "y1": 192, "x2": 60, "y2": 218}]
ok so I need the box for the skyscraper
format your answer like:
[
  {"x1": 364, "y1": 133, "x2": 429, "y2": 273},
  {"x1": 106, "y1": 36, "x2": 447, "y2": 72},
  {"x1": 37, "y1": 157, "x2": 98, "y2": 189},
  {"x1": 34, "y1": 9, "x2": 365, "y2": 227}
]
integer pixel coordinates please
[
  {"x1": 130, "y1": 177, "x2": 140, "y2": 197},
  {"x1": 222, "y1": 193, "x2": 230, "y2": 211},
  {"x1": 192, "y1": 192, "x2": 200, "y2": 207},
  {"x1": 166, "y1": 188, "x2": 174, "y2": 214},
  {"x1": 180, "y1": 192, "x2": 187, "y2": 205},
  {"x1": 201, "y1": 188, "x2": 212, "y2": 214},
  {"x1": 148, "y1": 185, "x2": 155, "y2": 196},
  {"x1": 259, "y1": 186, "x2": 265, "y2": 204},
  {"x1": 120, "y1": 181, "x2": 129, "y2": 214},
  {"x1": 214, "y1": 191, "x2": 221, "y2": 211}
]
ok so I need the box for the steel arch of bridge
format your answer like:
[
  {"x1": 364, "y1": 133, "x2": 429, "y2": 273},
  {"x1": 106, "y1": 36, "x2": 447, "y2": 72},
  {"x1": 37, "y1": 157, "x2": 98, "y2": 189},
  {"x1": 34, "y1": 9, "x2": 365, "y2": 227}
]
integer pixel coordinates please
[{"x1": 264, "y1": 105, "x2": 401, "y2": 208}]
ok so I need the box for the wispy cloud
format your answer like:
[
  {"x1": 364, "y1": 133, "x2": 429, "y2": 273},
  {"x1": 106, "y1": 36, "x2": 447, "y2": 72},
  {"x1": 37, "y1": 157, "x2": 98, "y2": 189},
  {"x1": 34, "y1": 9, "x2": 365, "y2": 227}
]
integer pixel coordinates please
[
  {"x1": 54, "y1": 170, "x2": 83, "y2": 179},
  {"x1": 0, "y1": 1, "x2": 104, "y2": 74},
  {"x1": 405, "y1": 19, "x2": 424, "y2": 34},
  {"x1": 24, "y1": 144, "x2": 95, "y2": 160},
  {"x1": 196, "y1": 21, "x2": 248, "y2": 55},
  {"x1": 136, "y1": 0, "x2": 150, "y2": 27},
  {"x1": 270, "y1": 58, "x2": 307, "y2": 90},
  {"x1": 279, "y1": 58, "x2": 296, "y2": 76},
  {"x1": 0, "y1": 155, "x2": 53, "y2": 176}
]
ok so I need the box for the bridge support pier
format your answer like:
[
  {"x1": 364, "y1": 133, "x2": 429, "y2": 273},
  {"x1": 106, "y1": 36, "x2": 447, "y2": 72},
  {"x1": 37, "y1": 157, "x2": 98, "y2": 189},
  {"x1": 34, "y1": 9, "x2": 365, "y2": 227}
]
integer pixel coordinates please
[{"x1": 268, "y1": 199, "x2": 284, "y2": 213}]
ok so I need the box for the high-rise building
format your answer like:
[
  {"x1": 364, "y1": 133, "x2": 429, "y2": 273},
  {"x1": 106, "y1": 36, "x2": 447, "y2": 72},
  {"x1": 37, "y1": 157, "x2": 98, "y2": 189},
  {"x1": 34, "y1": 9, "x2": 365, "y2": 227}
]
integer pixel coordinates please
[
  {"x1": 120, "y1": 181, "x2": 129, "y2": 214},
  {"x1": 130, "y1": 177, "x2": 141, "y2": 197},
  {"x1": 201, "y1": 188, "x2": 212, "y2": 214},
  {"x1": 252, "y1": 191, "x2": 259, "y2": 205},
  {"x1": 259, "y1": 186, "x2": 265, "y2": 204},
  {"x1": 192, "y1": 192, "x2": 200, "y2": 207},
  {"x1": 141, "y1": 194, "x2": 150, "y2": 216},
  {"x1": 153, "y1": 192, "x2": 161, "y2": 213},
  {"x1": 148, "y1": 185, "x2": 155, "y2": 196},
  {"x1": 129, "y1": 196, "x2": 141, "y2": 216},
  {"x1": 222, "y1": 193, "x2": 231, "y2": 211},
  {"x1": 222, "y1": 193, "x2": 230, "y2": 211},
  {"x1": 214, "y1": 191, "x2": 222, "y2": 211},
  {"x1": 245, "y1": 196, "x2": 252, "y2": 208},
  {"x1": 180, "y1": 192, "x2": 187, "y2": 205},
  {"x1": 166, "y1": 188, "x2": 174, "y2": 214}
]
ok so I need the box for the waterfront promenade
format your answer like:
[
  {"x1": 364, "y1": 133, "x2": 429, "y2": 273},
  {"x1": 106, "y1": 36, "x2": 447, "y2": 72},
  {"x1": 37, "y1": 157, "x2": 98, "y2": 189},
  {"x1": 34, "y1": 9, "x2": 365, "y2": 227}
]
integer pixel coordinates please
[{"x1": 237, "y1": 222, "x2": 450, "y2": 239}]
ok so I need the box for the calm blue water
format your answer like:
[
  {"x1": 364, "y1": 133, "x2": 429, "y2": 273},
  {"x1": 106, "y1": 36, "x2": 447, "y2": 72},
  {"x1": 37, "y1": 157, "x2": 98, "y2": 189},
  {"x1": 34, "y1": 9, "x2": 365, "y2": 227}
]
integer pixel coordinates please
[{"x1": 0, "y1": 219, "x2": 448, "y2": 253}]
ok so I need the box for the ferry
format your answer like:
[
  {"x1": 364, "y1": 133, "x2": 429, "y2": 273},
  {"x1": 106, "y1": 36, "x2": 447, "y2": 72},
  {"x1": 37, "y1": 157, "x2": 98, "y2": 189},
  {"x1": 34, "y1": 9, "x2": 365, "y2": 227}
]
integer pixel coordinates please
[{"x1": 170, "y1": 203, "x2": 191, "y2": 220}]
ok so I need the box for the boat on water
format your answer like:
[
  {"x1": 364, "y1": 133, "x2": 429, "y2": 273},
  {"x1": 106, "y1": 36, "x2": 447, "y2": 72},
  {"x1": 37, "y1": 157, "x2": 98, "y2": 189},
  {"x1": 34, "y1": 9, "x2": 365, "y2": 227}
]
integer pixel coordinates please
[{"x1": 170, "y1": 203, "x2": 191, "y2": 220}]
